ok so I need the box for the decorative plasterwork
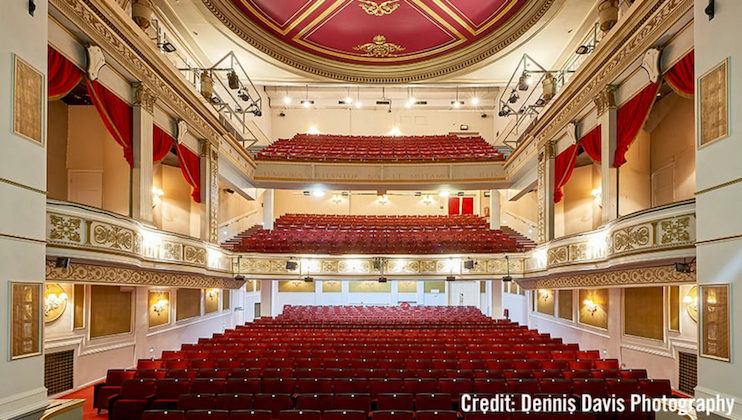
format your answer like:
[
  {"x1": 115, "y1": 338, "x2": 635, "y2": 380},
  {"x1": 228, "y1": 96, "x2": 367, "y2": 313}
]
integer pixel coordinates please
[
  {"x1": 200, "y1": 0, "x2": 556, "y2": 83},
  {"x1": 45, "y1": 260, "x2": 244, "y2": 289},
  {"x1": 238, "y1": 255, "x2": 525, "y2": 278},
  {"x1": 132, "y1": 81, "x2": 156, "y2": 114},
  {"x1": 49, "y1": 0, "x2": 256, "y2": 173},
  {"x1": 47, "y1": 200, "x2": 232, "y2": 274},
  {"x1": 520, "y1": 0, "x2": 692, "y2": 149},
  {"x1": 517, "y1": 263, "x2": 695, "y2": 290},
  {"x1": 593, "y1": 85, "x2": 617, "y2": 116}
]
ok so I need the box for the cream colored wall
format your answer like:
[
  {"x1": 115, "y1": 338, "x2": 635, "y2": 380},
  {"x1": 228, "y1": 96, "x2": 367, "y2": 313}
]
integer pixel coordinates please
[
  {"x1": 47, "y1": 100, "x2": 68, "y2": 201},
  {"x1": 501, "y1": 190, "x2": 538, "y2": 224},
  {"x1": 271, "y1": 108, "x2": 495, "y2": 142},
  {"x1": 554, "y1": 163, "x2": 601, "y2": 237},
  {"x1": 67, "y1": 105, "x2": 130, "y2": 216},
  {"x1": 218, "y1": 188, "x2": 264, "y2": 241},
  {"x1": 618, "y1": 130, "x2": 651, "y2": 216},
  {"x1": 153, "y1": 163, "x2": 201, "y2": 237},
  {"x1": 647, "y1": 93, "x2": 695, "y2": 206},
  {"x1": 273, "y1": 190, "x2": 480, "y2": 219}
]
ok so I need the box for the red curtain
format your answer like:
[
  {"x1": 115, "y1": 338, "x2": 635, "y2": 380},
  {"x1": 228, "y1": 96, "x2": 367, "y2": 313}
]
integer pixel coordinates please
[
  {"x1": 461, "y1": 197, "x2": 474, "y2": 215},
  {"x1": 554, "y1": 144, "x2": 579, "y2": 203},
  {"x1": 614, "y1": 82, "x2": 660, "y2": 168},
  {"x1": 447, "y1": 197, "x2": 460, "y2": 215},
  {"x1": 176, "y1": 144, "x2": 201, "y2": 203},
  {"x1": 85, "y1": 79, "x2": 134, "y2": 168},
  {"x1": 579, "y1": 126, "x2": 602, "y2": 162},
  {"x1": 48, "y1": 47, "x2": 82, "y2": 100},
  {"x1": 665, "y1": 51, "x2": 694, "y2": 97},
  {"x1": 153, "y1": 125, "x2": 175, "y2": 162}
]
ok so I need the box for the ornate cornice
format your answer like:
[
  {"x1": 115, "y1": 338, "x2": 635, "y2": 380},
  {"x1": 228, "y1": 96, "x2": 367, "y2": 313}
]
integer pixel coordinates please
[
  {"x1": 132, "y1": 82, "x2": 156, "y2": 114},
  {"x1": 45, "y1": 260, "x2": 244, "y2": 289},
  {"x1": 49, "y1": 0, "x2": 256, "y2": 171},
  {"x1": 517, "y1": 263, "x2": 695, "y2": 290},
  {"x1": 593, "y1": 84, "x2": 618, "y2": 116},
  {"x1": 200, "y1": 0, "x2": 556, "y2": 83},
  {"x1": 518, "y1": 0, "x2": 692, "y2": 149}
]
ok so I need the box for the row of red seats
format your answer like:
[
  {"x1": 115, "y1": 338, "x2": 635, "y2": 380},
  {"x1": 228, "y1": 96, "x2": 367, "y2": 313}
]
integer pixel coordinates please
[
  {"x1": 256, "y1": 134, "x2": 505, "y2": 163},
  {"x1": 140, "y1": 409, "x2": 464, "y2": 420}
]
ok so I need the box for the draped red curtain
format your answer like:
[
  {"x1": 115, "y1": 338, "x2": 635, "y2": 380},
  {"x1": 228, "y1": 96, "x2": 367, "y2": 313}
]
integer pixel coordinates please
[
  {"x1": 153, "y1": 125, "x2": 175, "y2": 163},
  {"x1": 48, "y1": 47, "x2": 82, "y2": 100},
  {"x1": 176, "y1": 144, "x2": 201, "y2": 203},
  {"x1": 579, "y1": 126, "x2": 602, "y2": 162},
  {"x1": 461, "y1": 197, "x2": 474, "y2": 215},
  {"x1": 447, "y1": 197, "x2": 460, "y2": 215},
  {"x1": 665, "y1": 51, "x2": 694, "y2": 97},
  {"x1": 613, "y1": 82, "x2": 660, "y2": 168},
  {"x1": 85, "y1": 79, "x2": 134, "y2": 168},
  {"x1": 554, "y1": 144, "x2": 579, "y2": 203}
]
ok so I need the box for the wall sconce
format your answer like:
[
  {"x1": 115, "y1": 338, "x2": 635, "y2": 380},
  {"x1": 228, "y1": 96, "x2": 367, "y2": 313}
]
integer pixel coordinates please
[
  {"x1": 331, "y1": 194, "x2": 343, "y2": 204},
  {"x1": 583, "y1": 299, "x2": 599, "y2": 315},
  {"x1": 292, "y1": 279, "x2": 303, "y2": 286},
  {"x1": 682, "y1": 295, "x2": 698, "y2": 310},
  {"x1": 152, "y1": 298, "x2": 169, "y2": 315},
  {"x1": 539, "y1": 289, "x2": 551, "y2": 301},
  {"x1": 206, "y1": 289, "x2": 219, "y2": 300},
  {"x1": 44, "y1": 289, "x2": 68, "y2": 318},
  {"x1": 422, "y1": 195, "x2": 434, "y2": 205},
  {"x1": 591, "y1": 187, "x2": 602, "y2": 207},
  {"x1": 377, "y1": 195, "x2": 389, "y2": 205},
  {"x1": 152, "y1": 186, "x2": 164, "y2": 207}
]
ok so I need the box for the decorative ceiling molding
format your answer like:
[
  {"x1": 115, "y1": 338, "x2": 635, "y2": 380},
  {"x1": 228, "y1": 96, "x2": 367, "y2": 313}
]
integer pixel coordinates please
[
  {"x1": 516, "y1": 263, "x2": 695, "y2": 290},
  {"x1": 201, "y1": 0, "x2": 556, "y2": 83},
  {"x1": 45, "y1": 260, "x2": 244, "y2": 289}
]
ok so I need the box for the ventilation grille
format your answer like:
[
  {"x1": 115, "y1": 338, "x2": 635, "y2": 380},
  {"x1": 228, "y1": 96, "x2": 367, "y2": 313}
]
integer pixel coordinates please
[
  {"x1": 45, "y1": 350, "x2": 74, "y2": 395},
  {"x1": 678, "y1": 351, "x2": 697, "y2": 395}
]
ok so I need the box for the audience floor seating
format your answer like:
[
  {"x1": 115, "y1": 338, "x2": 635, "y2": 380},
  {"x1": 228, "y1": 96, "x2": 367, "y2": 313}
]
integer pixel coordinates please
[
  {"x1": 222, "y1": 215, "x2": 536, "y2": 254},
  {"x1": 255, "y1": 134, "x2": 505, "y2": 163},
  {"x1": 99, "y1": 306, "x2": 673, "y2": 420}
]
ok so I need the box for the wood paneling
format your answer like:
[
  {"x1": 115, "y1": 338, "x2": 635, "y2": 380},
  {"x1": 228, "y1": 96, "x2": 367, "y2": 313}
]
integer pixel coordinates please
[
  {"x1": 10, "y1": 282, "x2": 42, "y2": 359},
  {"x1": 349, "y1": 281, "x2": 391, "y2": 293},
  {"x1": 278, "y1": 280, "x2": 316, "y2": 293},
  {"x1": 579, "y1": 289, "x2": 608, "y2": 329},
  {"x1": 669, "y1": 286, "x2": 680, "y2": 332},
  {"x1": 204, "y1": 289, "x2": 220, "y2": 313},
  {"x1": 90, "y1": 285, "x2": 132, "y2": 338},
  {"x1": 73, "y1": 284, "x2": 85, "y2": 329},
  {"x1": 558, "y1": 290, "x2": 573, "y2": 320},
  {"x1": 624, "y1": 287, "x2": 664, "y2": 340},
  {"x1": 536, "y1": 289, "x2": 555, "y2": 316},
  {"x1": 176, "y1": 288, "x2": 201, "y2": 321},
  {"x1": 148, "y1": 291, "x2": 170, "y2": 328}
]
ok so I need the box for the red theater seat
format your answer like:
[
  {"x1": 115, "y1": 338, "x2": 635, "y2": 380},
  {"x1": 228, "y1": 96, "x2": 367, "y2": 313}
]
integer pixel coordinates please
[
  {"x1": 376, "y1": 393, "x2": 414, "y2": 411},
  {"x1": 178, "y1": 394, "x2": 216, "y2": 411},
  {"x1": 109, "y1": 379, "x2": 157, "y2": 420},
  {"x1": 295, "y1": 393, "x2": 333, "y2": 411},
  {"x1": 333, "y1": 393, "x2": 372, "y2": 411},
  {"x1": 372, "y1": 410, "x2": 415, "y2": 420},
  {"x1": 94, "y1": 369, "x2": 136, "y2": 413},
  {"x1": 142, "y1": 410, "x2": 185, "y2": 420},
  {"x1": 414, "y1": 393, "x2": 453, "y2": 411},
  {"x1": 230, "y1": 410, "x2": 272, "y2": 420},
  {"x1": 253, "y1": 393, "x2": 294, "y2": 417},
  {"x1": 184, "y1": 410, "x2": 230, "y2": 420},
  {"x1": 416, "y1": 410, "x2": 459, "y2": 420},
  {"x1": 214, "y1": 393, "x2": 254, "y2": 411}
]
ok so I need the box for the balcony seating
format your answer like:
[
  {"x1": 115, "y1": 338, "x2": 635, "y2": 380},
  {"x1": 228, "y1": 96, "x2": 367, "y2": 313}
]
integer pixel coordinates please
[
  {"x1": 102, "y1": 306, "x2": 675, "y2": 420},
  {"x1": 255, "y1": 134, "x2": 505, "y2": 163},
  {"x1": 223, "y1": 214, "x2": 536, "y2": 254}
]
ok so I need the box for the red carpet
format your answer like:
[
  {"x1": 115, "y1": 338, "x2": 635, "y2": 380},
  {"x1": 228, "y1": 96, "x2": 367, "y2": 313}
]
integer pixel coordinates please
[{"x1": 60, "y1": 385, "x2": 107, "y2": 419}]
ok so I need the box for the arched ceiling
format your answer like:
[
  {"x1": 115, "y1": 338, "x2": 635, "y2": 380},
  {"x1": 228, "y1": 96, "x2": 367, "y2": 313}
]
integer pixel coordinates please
[{"x1": 201, "y1": 0, "x2": 558, "y2": 83}]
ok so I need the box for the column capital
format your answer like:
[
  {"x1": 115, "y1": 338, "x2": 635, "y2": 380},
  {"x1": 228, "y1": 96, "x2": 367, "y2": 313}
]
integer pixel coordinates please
[
  {"x1": 593, "y1": 84, "x2": 618, "y2": 116},
  {"x1": 132, "y1": 81, "x2": 156, "y2": 114}
]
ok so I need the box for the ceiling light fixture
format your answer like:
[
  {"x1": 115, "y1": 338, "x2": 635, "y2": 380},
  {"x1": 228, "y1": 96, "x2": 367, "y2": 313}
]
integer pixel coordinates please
[
  {"x1": 471, "y1": 97, "x2": 480, "y2": 106},
  {"x1": 517, "y1": 72, "x2": 530, "y2": 91},
  {"x1": 439, "y1": 190, "x2": 450, "y2": 197},
  {"x1": 283, "y1": 96, "x2": 292, "y2": 105}
]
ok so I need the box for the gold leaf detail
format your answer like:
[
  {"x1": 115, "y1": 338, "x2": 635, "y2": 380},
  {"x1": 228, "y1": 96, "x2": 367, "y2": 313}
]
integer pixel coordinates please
[
  {"x1": 358, "y1": 0, "x2": 399, "y2": 16},
  {"x1": 353, "y1": 35, "x2": 405, "y2": 57}
]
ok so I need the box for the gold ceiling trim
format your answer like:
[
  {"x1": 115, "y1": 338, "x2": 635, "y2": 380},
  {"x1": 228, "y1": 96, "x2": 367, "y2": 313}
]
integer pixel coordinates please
[
  {"x1": 359, "y1": 0, "x2": 400, "y2": 17},
  {"x1": 200, "y1": 0, "x2": 556, "y2": 83},
  {"x1": 353, "y1": 35, "x2": 405, "y2": 57},
  {"x1": 517, "y1": 263, "x2": 695, "y2": 290}
]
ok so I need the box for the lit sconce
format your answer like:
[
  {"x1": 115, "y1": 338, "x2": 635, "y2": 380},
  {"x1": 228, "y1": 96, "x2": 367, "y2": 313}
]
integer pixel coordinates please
[
  {"x1": 307, "y1": 125, "x2": 320, "y2": 134},
  {"x1": 206, "y1": 289, "x2": 219, "y2": 301},
  {"x1": 152, "y1": 298, "x2": 169, "y2": 315},
  {"x1": 389, "y1": 126, "x2": 401, "y2": 136},
  {"x1": 312, "y1": 189, "x2": 326, "y2": 198},
  {"x1": 331, "y1": 194, "x2": 344, "y2": 204},
  {"x1": 683, "y1": 294, "x2": 698, "y2": 311},
  {"x1": 583, "y1": 299, "x2": 599, "y2": 315},
  {"x1": 152, "y1": 186, "x2": 164, "y2": 207},
  {"x1": 706, "y1": 292, "x2": 717, "y2": 305},
  {"x1": 377, "y1": 195, "x2": 389, "y2": 205},
  {"x1": 292, "y1": 279, "x2": 303, "y2": 286},
  {"x1": 539, "y1": 289, "x2": 551, "y2": 301},
  {"x1": 591, "y1": 187, "x2": 602, "y2": 207},
  {"x1": 422, "y1": 195, "x2": 434, "y2": 205},
  {"x1": 439, "y1": 190, "x2": 450, "y2": 198},
  {"x1": 44, "y1": 290, "x2": 68, "y2": 318}
]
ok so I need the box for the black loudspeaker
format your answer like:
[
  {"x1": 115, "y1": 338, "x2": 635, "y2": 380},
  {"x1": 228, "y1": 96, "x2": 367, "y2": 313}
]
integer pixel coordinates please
[
  {"x1": 378, "y1": 277, "x2": 387, "y2": 283},
  {"x1": 502, "y1": 275, "x2": 513, "y2": 282},
  {"x1": 56, "y1": 257, "x2": 71, "y2": 269},
  {"x1": 464, "y1": 260, "x2": 475, "y2": 270},
  {"x1": 234, "y1": 274, "x2": 246, "y2": 281},
  {"x1": 446, "y1": 276, "x2": 456, "y2": 282},
  {"x1": 304, "y1": 277, "x2": 314, "y2": 283},
  {"x1": 286, "y1": 261, "x2": 298, "y2": 270}
]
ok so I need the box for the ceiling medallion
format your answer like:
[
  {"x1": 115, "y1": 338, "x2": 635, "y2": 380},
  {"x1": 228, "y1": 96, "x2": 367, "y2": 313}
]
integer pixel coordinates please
[
  {"x1": 354, "y1": 35, "x2": 405, "y2": 57},
  {"x1": 358, "y1": 0, "x2": 400, "y2": 16}
]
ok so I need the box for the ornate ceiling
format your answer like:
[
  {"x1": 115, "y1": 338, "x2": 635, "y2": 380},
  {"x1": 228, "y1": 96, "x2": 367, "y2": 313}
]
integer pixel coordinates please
[{"x1": 202, "y1": 0, "x2": 556, "y2": 83}]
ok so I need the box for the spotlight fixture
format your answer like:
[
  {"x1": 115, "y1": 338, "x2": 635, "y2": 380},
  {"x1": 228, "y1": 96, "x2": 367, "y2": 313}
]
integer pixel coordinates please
[
  {"x1": 304, "y1": 276, "x2": 314, "y2": 283},
  {"x1": 535, "y1": 98, "x2": 547, "y2": 107},
  {"x1": 378, "y1": 277, "x2": 388, "y2": 283},
  {"x1": 237, "y1": 89, "x2": 251, "y2": 102},
  {"x1": 674, "y1": 262, "x2": 693, "y2": 274},
  {"x1": 355, "y1": 101, "x2": 362, "y2": 109},
  {"x1": 446, "y1": 276, "x2": 456, "y2": 282},
  {"x1": 227, "y1": 70, "x2": 239, "y2": 90},
  {"x1": 301, "y1": 100, "x2": 314, "y2": 108},
  {"x1": 56, "y1": 257, "x2": 71, "y2": 269},
  {"x1": 234, "y1": 274, "x2": 245, "y2": 281},
  {"x1": 451, "y1": 100, "x2": 464, "y2": 108},
  {"x1": 463, "y1": 260, "x2": 476, "y2": 270},
  {"x1": 344, "y1": 96, "x2": 353, "y2": 105},
  {"x1": 283, "y1": 96, "x2": 292, "y2": 105},
  {"x1": 508, "y1": 90, "x2": 520, "y2": 104},
  {"x1": 161, "y1": 42, "x2": 177, "y2": 53},
  {"x1": 576, "y1": 45, "x2": 593, "y2": 55},
  {"x1": 279, "y1": 111, "x2": 286, "y2": 117},
  {"x1": 471, "y1": 97, "x2": 480, "y2": 106},
  {"x1": 460, "y1": 124, "x2": 469, "y2": 131},
  {"x1": 286, "y1": 261, "x2": 298, "y2": 271},
  {"x1": 517, "y1": 72, "x2": 530, "y2": 91},
  {"x1": 502, "y1": 255, "x2": 512, "y2": 282}
]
